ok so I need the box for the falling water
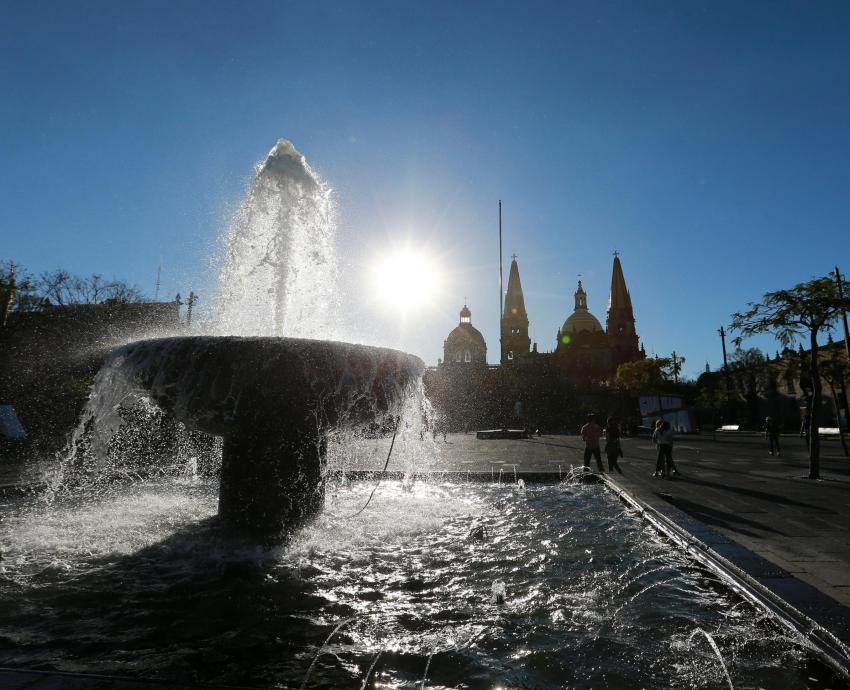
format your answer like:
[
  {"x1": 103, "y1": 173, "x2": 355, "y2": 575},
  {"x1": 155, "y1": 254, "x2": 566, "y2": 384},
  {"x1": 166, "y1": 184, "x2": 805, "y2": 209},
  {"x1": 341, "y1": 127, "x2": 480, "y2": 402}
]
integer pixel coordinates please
[
  {"x1": 688, "y1": 628, "x2": 735, "y2": 690},
  {"x1": 300, "y1": 617, "x2": 357, "y2": 690},
  {"x1": 210, "y1": 139, "x2": 337, "y2": 338},
  {"x1": 360, "y1": 651, "x2": 383, "y2": 690}
]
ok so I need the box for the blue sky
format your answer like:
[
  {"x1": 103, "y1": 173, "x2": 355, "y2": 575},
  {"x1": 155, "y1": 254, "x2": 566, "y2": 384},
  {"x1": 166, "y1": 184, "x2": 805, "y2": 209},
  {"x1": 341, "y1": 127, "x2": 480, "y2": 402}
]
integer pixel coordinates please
[{"x1": 2, "y1": 1, "x2": 849, "y2": 375}]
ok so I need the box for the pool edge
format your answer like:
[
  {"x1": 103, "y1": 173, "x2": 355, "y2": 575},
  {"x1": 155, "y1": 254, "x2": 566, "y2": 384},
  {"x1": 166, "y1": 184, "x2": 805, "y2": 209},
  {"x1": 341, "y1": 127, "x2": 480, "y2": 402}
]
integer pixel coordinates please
[{"x1": 601, "y1": 473, "x2": 850, "y2": 683}]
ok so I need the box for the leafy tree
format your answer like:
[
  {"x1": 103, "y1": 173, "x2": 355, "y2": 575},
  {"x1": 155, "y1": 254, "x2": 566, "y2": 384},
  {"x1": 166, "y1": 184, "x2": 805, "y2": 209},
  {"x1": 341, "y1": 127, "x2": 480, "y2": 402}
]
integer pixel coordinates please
[
  {"x1": 731, "y1": 275, "x2": 850, "y2": 479},
  {"x1": 820, "y1": 341, "x2": 850, "y2": 457},
  {"x1": 613, "y1": 357, "x2": 674, "y2": 395},
  {"x1": 693, "y1": 372, "x2": 727, "y2": 428},
  {"x1": 728, "y1": 347, "x2": 768, "y2": 426},
  {"x1": 669, "y1": 352, "x2": 686, "y2": 384}
]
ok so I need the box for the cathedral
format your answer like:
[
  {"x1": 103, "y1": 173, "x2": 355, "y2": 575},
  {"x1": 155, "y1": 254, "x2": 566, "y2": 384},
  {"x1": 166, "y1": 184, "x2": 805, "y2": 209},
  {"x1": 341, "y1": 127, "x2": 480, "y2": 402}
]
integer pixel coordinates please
[{"x1": 441, "y1": 253, "x2": 644, "y2": 384}]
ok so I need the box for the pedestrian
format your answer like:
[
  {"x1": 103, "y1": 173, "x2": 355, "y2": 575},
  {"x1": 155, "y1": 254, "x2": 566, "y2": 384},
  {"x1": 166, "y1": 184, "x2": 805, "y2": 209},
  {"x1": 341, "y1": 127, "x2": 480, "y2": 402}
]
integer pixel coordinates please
[
  {"x1": 652, "y1": 419, "x2": 679, "y2": 478},
  {"x1": 764, "y1": 416, "x2": 781, "y2": 456},
  {"x1": 605, "y1": 417, "x2": 624, "y2": 474},
  {"x1": 580, "y1": 413, "x2": 605, "y2": 472},
  {"x1": 800, "y1": 413, "x2": 810, "y2": 449}
]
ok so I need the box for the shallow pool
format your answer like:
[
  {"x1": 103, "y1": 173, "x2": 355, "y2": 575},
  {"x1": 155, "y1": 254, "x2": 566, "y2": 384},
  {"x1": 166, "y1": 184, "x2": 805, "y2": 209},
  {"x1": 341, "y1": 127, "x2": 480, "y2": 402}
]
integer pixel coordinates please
[{"x1": 0, "y1": 478, "x2": 846, "y2": 689}]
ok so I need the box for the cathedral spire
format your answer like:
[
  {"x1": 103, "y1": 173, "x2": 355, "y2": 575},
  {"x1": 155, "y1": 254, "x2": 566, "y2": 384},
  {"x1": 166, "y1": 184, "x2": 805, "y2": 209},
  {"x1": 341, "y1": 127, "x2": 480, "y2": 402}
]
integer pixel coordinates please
[
  {"x1": 606, "y1": 253, "x2": 642, "y2": 367},
  {"x1": 501, "y1": 256, "x2": 530, "y2": 363},
  {"x1": 503, "y1": 256, "x2": 527, "y2": 319},
  {"x1": 608, "y1": 252, "x2": 634, "y2": 316}
]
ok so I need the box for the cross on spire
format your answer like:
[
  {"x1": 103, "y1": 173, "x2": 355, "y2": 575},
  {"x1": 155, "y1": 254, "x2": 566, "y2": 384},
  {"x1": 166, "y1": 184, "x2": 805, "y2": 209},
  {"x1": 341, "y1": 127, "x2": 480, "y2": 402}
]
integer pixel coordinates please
[
  {"x1": 613, "y1": 249, "x2": 620, "y2": 258},
  {"x1": 511, "y1": 253, "x2": 518, "y2": 262}
]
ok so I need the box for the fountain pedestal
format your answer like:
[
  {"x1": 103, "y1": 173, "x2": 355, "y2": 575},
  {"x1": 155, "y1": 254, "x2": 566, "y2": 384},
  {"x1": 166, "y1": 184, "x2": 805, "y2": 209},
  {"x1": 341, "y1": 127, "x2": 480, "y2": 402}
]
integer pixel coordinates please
[
  {"x1": 219, "y1": 428, "x2": 326, "y2": 534},
  {"x1": 103, "y1": 336, "x2": 424, "y2": 538}
]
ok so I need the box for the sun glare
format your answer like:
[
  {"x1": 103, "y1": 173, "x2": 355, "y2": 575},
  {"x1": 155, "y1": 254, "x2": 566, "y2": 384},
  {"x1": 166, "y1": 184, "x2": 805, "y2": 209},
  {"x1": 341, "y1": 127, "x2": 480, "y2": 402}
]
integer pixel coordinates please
[{"x1": 371, "y1": 249, "x2": 441, "y2": 312}]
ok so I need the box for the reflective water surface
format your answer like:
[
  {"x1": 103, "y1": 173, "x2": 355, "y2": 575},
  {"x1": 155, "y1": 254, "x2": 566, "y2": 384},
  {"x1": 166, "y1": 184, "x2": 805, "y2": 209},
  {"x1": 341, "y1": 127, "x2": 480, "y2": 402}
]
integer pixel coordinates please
[{"x1": 1, "y1": 479, "x2": 847, "y2": 689}]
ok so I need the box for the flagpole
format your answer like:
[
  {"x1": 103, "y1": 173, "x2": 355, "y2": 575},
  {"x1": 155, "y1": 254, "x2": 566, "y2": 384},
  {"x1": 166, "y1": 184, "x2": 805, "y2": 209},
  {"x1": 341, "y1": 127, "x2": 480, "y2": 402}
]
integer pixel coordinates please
[{"x1": 499, "y1": 200, "x2": 503, "y2": 364}]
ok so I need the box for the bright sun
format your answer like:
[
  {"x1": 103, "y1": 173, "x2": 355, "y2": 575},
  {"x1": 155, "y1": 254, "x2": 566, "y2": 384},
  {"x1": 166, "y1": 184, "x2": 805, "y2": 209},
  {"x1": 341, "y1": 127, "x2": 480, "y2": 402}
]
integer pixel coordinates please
[{"x1": 371, "y1": 248, "x2": 441, "y2": 311}]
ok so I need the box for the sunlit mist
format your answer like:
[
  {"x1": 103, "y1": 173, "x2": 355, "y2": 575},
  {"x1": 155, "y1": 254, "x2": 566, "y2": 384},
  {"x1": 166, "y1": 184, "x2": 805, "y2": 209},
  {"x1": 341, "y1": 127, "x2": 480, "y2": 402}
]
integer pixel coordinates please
[{"x1": 371, "y1": 248, "x2": 442, "y2": 312}]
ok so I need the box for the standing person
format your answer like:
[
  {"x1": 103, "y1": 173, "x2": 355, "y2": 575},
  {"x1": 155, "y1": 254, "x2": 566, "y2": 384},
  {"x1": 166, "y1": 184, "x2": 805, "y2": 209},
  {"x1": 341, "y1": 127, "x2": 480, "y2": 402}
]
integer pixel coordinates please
[
  {"x1": 652, "y1": 419, "x2": 679, "y2": 478},
  {"x1": 580, "y1": 413, "x2": 605, "y2": 473},
  {"x1": 764, "y1": 416, "x2": 781, "y2": 456},
  {"x1": 800, "y1": 412, "x2": 811, "y2": 449},
  {"x1": 605, "y1": 417, "x2": 624, "y2": 474}
]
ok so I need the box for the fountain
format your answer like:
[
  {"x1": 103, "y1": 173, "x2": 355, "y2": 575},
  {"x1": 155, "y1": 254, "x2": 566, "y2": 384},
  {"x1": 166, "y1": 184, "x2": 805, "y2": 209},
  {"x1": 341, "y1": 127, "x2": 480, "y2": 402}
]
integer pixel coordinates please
[
  {"x1": 99, "y1": 336, "x2": 423, "y2": 535},
  {"x1": 2, "y1": 140, "x2": 849, "y2": 689},
  {"x1": 63, "y1": 139, "x2": 424, "y2": 537}
]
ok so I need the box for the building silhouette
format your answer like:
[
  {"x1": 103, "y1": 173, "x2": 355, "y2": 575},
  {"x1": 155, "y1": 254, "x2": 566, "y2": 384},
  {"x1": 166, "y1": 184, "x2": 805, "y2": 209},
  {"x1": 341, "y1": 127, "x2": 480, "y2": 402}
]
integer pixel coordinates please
[
  {"x1": 443, "y1": 304, "x2": 487, "y2": 366},
  {"x1": 441, "y1": 252, "x2": 644, "y2": 383},
  {"x1": 428, "y1": 252, "x2": 647, "y2": 431}
]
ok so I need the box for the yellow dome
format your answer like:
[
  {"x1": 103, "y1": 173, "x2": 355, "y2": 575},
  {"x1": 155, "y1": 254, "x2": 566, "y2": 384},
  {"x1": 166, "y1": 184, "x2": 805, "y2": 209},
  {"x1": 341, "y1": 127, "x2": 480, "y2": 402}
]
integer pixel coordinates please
[
  {"x1": 562, "y1": 310, "x2": 603, "y2": 335},
  {"x1": 561, "y1": 280, "x2": 603, "y2": 334}
]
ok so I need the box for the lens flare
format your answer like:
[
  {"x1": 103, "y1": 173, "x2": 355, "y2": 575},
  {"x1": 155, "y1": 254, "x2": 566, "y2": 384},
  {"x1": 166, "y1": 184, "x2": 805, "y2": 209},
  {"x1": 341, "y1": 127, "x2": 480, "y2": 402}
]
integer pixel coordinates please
[{"x1": 371, "y1": 249, "x2": 441, "y2": 311}]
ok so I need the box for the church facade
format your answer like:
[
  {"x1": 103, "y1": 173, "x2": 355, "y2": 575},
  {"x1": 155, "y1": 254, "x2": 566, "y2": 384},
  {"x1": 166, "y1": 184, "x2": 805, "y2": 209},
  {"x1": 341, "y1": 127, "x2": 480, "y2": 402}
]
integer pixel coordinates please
[{"x1": 439, "y1": 253, "x2": 645, "y2": 384}]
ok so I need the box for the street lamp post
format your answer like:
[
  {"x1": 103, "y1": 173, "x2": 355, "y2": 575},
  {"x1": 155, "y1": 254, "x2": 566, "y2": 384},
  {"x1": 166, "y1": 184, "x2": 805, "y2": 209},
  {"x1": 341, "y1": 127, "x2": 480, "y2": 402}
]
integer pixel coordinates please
[
  {"x1": 834, "y1": 266, "x2": 850, "y2": 421},
  {"x1": 719, "y1": 326, "x2": 733, "y2": 421}
]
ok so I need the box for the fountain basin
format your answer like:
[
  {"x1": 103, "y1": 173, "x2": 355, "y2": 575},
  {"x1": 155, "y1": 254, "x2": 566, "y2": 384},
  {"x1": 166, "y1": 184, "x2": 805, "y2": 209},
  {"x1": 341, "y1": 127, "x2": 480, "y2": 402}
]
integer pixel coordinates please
[
  {"x1": 103, "y1": 336, "x2": 423, "y2": 535},
  {"x1": 2, "y1": 480, "x2": 846, "y2": 689}
]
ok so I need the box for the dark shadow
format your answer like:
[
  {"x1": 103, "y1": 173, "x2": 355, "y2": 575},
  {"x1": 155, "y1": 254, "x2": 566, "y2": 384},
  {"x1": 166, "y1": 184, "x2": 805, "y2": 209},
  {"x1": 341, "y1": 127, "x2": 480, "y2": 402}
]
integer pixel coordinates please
[
  {"x1": 0, "y1": 516, "x2": 331, "y2": 688},
  {"x1": 657, "y1": 493, "x2": 785, "y2": 539},
  {"x1": 673, "y1": 475, "x2": 832, "y2": 512},
  {"x1": 519, "y1": 437, "x2": 579, "y2": 450}
]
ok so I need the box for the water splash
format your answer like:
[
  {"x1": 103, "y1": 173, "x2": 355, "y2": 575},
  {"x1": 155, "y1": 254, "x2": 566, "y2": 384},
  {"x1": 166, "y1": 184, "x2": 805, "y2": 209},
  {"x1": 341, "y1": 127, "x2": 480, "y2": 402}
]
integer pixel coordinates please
[
  {"x1": 611, "y1": 577, "x2": 680, "y2": 618},
  {"x1": 300, "y1": 617, "x2": 357, "y2": 690},
  {"x1": 688, "y1": 627, "x2": 735, "y2": 690},
  {"x1": 359, "y1": 650, "x2": 383, "y2": 690},
  {"x1": 420, "y1": 651, "x2": 435, "y2": 690},
  {"x1": 51, "y1": 346, "x2": 222, "y2": 495},
  {"x1": 210, "y1": 139, "x2": 337, "y2": 338}
]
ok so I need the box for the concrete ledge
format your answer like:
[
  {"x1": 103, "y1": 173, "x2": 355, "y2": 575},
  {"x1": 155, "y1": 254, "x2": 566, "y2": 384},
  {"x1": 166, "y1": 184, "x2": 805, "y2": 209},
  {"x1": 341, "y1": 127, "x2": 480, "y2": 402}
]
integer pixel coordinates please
[
  {"x1": 0, "y1": 666, "x2": 263, "y2": 689},
  {"x1": 475, "y1": 428, "x2": 530, "y2": 440}
]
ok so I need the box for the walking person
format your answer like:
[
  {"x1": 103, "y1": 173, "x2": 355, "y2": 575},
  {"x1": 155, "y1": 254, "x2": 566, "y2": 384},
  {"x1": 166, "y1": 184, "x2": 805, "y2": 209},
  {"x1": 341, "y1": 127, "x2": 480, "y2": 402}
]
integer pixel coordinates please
[
  {"x1": 605, "y1": 417, "x2": 624, "y2": 474},
  {"x1": 764, "y1": 416, "x2": 781, "y2": 456},
  {"x1": 652, "y1": 419, "x2": 679, "y2": 478},
  {"x1": 580, "y1": 413, "x2": 605, "y2": 473}
]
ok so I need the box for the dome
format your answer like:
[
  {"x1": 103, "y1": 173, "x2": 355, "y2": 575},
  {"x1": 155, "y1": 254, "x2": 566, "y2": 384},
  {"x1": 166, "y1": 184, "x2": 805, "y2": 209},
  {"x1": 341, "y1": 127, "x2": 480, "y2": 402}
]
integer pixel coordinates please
[
  {"x1": 561, "y1": 280, "x2": 603, "y2": 335},
  {"x1": 562, "y1": 310, "x2": 604, "y2": 335},
  {"x1": 445, "y1": 322, "x2": 486, "y2": 349}
]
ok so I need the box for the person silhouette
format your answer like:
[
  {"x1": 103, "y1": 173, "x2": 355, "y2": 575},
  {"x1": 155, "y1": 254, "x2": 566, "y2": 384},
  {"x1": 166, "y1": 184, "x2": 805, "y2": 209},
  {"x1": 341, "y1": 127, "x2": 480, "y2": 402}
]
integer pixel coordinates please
[{"x1": 580, "y1": 414, "x2": 605, "y2": 473}]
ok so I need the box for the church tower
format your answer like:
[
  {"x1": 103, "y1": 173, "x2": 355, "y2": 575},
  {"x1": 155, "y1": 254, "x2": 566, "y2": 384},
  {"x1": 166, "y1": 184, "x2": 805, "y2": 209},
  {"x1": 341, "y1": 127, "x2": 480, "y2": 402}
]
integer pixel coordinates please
[
  {"x1": 501, "y1": 256, "x2": 531, "y2": 363},
  {"x1": 606, "y1": 253, "x2": 642, "y2": 368}
]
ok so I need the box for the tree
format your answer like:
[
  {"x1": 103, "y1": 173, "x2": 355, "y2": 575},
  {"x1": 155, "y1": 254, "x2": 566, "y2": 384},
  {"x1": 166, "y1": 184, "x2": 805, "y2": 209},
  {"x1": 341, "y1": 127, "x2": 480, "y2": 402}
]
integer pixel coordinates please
[
  {"x1": 36, "y1": 270, "x2": 144, "y2": 306},
  {"x1": 731, "y1": 276, "x2": 850, "y2": 479},
  {"x1": 693, "y1": 372, "x2": 727, "y2": 429},
  {"x1": 820, "y1": 341, "x2": 850, "y2": 457},
  {"x1": 0, "y1": 260, "x2": 40, "y2": 315},
  {"x1": 669, "y1": 352, "x2": 686, "y2": 384},
  {"x1": 613, "y1": 357, "x2": 674, "y2": 396},
  {"x1": 729, "y1": 347, "x2": 768, "y2": 427}
]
